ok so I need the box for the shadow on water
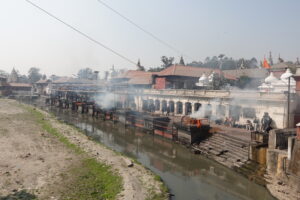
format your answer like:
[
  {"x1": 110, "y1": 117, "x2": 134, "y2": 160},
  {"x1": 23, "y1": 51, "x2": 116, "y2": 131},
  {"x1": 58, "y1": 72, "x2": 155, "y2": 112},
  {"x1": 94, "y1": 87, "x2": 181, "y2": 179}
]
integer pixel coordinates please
[
  {"x1": 48, "y1": 107, "x2": 276, "y2": 200},
  {"x1": 0, "y1": 190, "x2": 36, "y2": 200}
]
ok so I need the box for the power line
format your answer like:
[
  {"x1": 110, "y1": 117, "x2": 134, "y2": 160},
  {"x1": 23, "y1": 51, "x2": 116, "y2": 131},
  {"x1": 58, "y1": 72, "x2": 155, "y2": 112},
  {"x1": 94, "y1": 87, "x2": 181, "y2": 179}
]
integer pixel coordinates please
[
  {"x1": 96, "y1": 0, "x2": 193, "y2": 60},
  {"x1": 24, "y1": 0, "x2": 137, "y2": 65}
]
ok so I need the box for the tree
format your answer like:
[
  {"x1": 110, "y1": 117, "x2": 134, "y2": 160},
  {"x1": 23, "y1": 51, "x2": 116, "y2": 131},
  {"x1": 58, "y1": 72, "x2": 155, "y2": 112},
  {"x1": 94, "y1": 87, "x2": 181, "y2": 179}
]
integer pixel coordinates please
[
  {"x1": 28, "y1": 67, "x2": 42, "y2": 83},
  {"x1": 19, "y1": 75, "x2": 29, "y2": 83},
  {"x1": 161, "y1": 56, "x2": 174, "y2": 68},
  {"x1": 250, "y1": 57, "x2": 258, "y2": 68},
  {"x1": 186, "y1": 61, "x2": 203, "y2": 67},
  {"x1": 148, "y1": 67, "x2": 164, "y2": 72},
  {"x1": 0, "y1": 70, "x2": 8, "y2": 78},
  {"x1": 236, "y1": 76, "x2": 252, "y2": 89},
  {"x1": 50, "y1": 74, "x2": 60, "y2": 81},
  {"x1": 42, "y1": 74, "x2": 47, "y2": 80},
  {"x1": 77, "y1": 68, "x2": 94, "y2": 79}
]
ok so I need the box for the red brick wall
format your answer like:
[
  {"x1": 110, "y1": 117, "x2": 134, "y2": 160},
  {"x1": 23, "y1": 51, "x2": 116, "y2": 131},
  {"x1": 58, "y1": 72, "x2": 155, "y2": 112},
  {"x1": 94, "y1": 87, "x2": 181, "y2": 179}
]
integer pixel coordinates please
[{"x1": 154, "y1": 77, "x2": 166, "y2": 90}]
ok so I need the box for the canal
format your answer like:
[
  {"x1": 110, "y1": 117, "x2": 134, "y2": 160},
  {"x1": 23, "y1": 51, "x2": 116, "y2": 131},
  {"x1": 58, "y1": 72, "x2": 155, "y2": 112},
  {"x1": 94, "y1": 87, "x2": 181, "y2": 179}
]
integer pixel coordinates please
[{"x1": 47, "y1": 106, "x2": 275, "y2": 200}]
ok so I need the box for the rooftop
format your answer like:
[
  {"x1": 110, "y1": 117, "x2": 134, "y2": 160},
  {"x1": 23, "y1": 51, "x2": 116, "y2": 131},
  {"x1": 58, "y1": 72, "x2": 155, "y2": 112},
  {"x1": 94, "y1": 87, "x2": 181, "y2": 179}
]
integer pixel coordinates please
[
  {"x1": 223, "y1": 68, "x2": 269, "y2": 79},
  {"x1": 8, "y1": 83, "x2": 32, "y2": 88},
  {"x1": 158, "y1": 65, "x2": 236, "y2": 80}
]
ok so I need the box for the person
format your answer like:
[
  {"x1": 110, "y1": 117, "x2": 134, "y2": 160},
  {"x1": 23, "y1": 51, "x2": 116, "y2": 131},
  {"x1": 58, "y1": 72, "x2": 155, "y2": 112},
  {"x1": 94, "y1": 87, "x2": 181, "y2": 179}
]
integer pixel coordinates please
[
  {"x1": 166, "y1": 106, "x2": 170, "y2": 116},
  {"x1": 253, "y1": 117, "x2": 259, "y2": 132},
  {"x1": 224, "y1": 117, "x2": 229, "y2": 126},
  {"x1": 246, "y1": 120, "x2": 253, "y2": 131},
  {"x1": 261, "y1": 112, "x2": 272, "y2": 133}
]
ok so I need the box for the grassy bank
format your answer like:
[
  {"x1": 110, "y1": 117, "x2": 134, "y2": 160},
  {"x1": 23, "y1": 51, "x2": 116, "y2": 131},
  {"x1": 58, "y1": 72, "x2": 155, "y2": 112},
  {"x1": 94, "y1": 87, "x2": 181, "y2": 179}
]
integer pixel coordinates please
[{"x1": 26, "y1": 106, "x2": 123, "y2": 200}]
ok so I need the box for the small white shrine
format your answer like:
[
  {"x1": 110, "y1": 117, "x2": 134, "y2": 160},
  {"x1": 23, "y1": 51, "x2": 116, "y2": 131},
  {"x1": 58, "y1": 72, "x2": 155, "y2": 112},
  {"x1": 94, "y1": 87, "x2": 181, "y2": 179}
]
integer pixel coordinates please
[
  {"x1": 258, "y1": 68, "x2": 296, "y2": 93},
  {"x1": 196, "y1": 73, "x2": 209, "y2": 87}
]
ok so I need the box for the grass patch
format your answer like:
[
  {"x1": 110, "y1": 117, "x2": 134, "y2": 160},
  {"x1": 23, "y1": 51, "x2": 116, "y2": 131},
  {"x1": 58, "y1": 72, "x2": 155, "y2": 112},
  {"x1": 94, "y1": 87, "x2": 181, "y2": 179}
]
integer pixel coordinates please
[
  {"x1": 146, "y1": 175, "x2": 169, "y2": 200},
  {"x1": 23, "y1": 105, "x2": 123, "y2": 200},
  {"x1": 60, "y1": 158, "x2": 122, "y2": 200}
]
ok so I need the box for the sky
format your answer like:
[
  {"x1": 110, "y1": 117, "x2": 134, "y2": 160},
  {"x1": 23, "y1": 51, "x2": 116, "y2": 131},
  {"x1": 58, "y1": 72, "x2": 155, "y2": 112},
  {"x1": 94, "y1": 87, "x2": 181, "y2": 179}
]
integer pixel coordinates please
[{"x1": 0, "y1": 0, "x2": 299, "y2": 77}]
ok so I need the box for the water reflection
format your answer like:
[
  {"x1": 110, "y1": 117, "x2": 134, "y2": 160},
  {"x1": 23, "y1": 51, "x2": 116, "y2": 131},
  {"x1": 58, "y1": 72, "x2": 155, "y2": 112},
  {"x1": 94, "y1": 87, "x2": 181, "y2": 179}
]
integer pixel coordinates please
[{"x1": 52, "y1": 108, "x2": 275, "y2": 200}]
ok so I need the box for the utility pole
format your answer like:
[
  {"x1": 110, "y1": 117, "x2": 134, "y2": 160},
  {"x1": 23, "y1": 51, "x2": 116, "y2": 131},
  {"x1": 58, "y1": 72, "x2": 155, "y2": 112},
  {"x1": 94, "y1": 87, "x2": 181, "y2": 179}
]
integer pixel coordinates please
[{"x1": 287, "y1": 76, "x2": 291, "y2": 128}]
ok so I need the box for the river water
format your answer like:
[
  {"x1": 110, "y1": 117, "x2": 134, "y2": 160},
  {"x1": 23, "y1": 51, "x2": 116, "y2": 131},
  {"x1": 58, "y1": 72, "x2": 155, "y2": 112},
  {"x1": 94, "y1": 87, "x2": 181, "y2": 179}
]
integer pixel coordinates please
[{"x1": 48, "y1": 107, "x2": 275, "y2": 200}]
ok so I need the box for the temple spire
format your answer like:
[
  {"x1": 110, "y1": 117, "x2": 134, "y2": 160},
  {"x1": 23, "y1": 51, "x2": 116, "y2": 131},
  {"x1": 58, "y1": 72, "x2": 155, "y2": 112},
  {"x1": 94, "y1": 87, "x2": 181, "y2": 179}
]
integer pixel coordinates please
[
  {"x1": 179, "y1": 56, "x2": 185, "y2": 66},
  {"x1": 278, "y1": 54, "x2": 284, "y2": 63},
  {"x1": 296, "y1": 57, "x2": 300, "y2": 65},
  {"x1": 268, "y1": 51, "x2": 274, "y2": 66},
  {"x1": 136, "y1": 59, "x2": 145, "y2": 71}
]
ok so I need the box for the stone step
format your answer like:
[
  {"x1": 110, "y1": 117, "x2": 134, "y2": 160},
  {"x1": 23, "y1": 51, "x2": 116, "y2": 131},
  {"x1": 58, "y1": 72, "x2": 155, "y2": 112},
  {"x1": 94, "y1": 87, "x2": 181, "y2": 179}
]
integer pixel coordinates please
[
  {"x1": 212, "y1": 133, "x2": 249, "y2": 146},
  {"x1": 199, "y1": 139, "x2": 248, "y2": 158},
  {"x1": 204, "y1": 136, "x2": 249, "y2": 154},
  {"x1": 198, "y1": 142, "x2": 248, "y2": 161}
]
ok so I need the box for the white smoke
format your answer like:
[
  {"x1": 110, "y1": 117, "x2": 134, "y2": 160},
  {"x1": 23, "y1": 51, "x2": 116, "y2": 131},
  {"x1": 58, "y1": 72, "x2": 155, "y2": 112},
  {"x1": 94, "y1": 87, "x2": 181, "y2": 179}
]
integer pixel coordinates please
[{"x1": 93, "y1": 92, "x2": 116, "y2": 109}]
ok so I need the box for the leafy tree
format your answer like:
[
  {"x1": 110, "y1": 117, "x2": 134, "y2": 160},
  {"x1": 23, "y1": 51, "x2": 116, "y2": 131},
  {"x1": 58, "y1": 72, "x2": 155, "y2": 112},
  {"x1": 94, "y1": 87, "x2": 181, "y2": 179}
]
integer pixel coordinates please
[
  {"x1": 161, "y1": 56, "x2": 174, "y2": 68},
  {"x1": 0, "y1": 70, "x2": 8, "y2": 77},
  {"x1": 28, "y1": 67, "x2": 42, "y2": 83},
  {"x1": 50, "y1": 74, "x2": 60, "y2": 81},
  {"x1": 236, "y1": 76, "x2": 252, "y2": 89},
  {"x1": 186, "y1": 61, "x2": 203, "y2": 67},
  {"x1": 148, "y1": 67, "x2": 164, "y2": 72},
  {"x1": 77, "y1": 68, "x2": 94, "y2": 79},
  {"x1": 42, "y1": 74, "x2": 47, "y2": 80},
  {"x1": 19, "y1": 75, "x2": 29, "y2": 83}
]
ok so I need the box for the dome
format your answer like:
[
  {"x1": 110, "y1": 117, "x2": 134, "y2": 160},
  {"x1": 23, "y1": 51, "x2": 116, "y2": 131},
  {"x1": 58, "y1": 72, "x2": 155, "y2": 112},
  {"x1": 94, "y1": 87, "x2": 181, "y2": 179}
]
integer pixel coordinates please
[
  {"x1": 265, "y1": 72, "x2": 279, "y2": 83},
  {"x1": 208, "y1": 72, "x2": 216, "y2": 82},
  {"x1": 199, "y1": 73, "x2": 208, "y2": 82},
  {"x1": 196, "y1": 73, "x2": 209, "y2": 87},
  {"x1": 280, "y1": 68, "x2": 294, "y2": 80}
]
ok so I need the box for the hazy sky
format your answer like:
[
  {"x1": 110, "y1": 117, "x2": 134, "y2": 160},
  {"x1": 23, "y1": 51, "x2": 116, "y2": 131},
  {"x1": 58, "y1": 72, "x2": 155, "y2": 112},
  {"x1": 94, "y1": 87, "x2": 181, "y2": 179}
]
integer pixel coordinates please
[{"x1": 0, "y1": 0, "x2": 299, "y2": 77}]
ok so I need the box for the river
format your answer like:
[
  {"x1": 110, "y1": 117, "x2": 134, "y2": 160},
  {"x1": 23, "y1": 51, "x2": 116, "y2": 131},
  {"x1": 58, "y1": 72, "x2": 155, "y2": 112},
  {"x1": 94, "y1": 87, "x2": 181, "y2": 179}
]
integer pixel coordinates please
[{"x1": 47, "y1": 106, "x2": 275, "y2": 200}]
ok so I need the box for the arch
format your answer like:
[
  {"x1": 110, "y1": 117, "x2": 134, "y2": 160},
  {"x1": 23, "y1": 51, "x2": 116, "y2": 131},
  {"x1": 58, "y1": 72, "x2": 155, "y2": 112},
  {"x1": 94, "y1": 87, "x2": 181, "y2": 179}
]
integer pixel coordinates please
[
  {"x1": 142, "y1": 100, "x2": 149, "y2": 111},
  {"x1": 176, "y1": 102, "x2": 183, "y2": 114},
  {"x1": 131, "y1": 102, "x2": 137, "y2": 110},
  {"x1": 204, "y1": 104, "x2": 212, "y2": 118},
  {"x1": 149, "y1": 99, "x2": 155, "y2": 112},
  {"x1": 169, "y1": 101, "x2": 175, "y2": 113},
  {"x1": 194, "y1": 103, "x2": 202, "y2": 112},
  {"x1": 229, "y1": 105, "x2": 241, "y2": 121},
  {"x1": 216, "y1": 104, "x2": 226, "y2": 117},
  {"x1": 155, "y1": 100, "x2": 160, "y2": 111},
  {"x1": 162, "y1": 100, "x2": 167, "y2": 112},
  {"x1": 185, "y1": 102, "x2": 192, "y2": 115}
]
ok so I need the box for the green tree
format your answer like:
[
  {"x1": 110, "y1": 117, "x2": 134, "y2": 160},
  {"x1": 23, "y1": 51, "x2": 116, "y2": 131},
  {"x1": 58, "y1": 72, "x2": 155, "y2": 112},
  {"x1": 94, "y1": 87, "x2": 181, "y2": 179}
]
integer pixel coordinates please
[
  {"x1": 77, "y1": 68, "x2": 94, "y2": 79},
  {"x1": 161, "y1": 56, "x2": 174, "y2": 68},
  {"x1": 28, "y1": 67, "x2": 42, "y2": 83},
  {"x1": 236, "y1": 76, "x2": 252, "y2": 89}
]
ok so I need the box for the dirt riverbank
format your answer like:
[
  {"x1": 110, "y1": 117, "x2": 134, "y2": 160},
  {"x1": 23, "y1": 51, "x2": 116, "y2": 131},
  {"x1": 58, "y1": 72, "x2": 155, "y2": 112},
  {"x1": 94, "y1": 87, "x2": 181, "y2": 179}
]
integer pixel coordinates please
[{"x1": 0, "y1": 99, "x2": 167, "y2": 200}]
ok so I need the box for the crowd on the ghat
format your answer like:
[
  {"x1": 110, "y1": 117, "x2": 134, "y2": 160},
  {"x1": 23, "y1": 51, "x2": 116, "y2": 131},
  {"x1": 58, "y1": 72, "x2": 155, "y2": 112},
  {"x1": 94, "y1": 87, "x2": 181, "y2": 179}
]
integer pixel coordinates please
[{"x1": 215, "y1": 112, "x2": 273, "y2": 133}]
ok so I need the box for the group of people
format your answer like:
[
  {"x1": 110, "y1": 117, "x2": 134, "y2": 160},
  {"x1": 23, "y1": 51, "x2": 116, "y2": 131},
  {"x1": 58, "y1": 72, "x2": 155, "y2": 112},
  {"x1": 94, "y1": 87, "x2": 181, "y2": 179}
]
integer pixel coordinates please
[{"x1": 223, "y1": 112, "x2": 273, "y2": 133}]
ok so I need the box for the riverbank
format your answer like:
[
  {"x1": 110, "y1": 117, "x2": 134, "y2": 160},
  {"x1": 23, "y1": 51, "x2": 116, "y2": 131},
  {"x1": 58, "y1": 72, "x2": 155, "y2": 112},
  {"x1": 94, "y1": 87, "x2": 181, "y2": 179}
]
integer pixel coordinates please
[{"x1": 0, "y1": 99, "x2": 167, "y2": 200}]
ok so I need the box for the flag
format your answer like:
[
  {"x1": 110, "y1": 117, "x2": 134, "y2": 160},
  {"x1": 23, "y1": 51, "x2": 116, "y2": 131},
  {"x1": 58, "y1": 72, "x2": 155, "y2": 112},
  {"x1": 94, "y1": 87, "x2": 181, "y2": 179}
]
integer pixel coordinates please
[{"x1": 263, "y1": 58, "x2": 271, "y2": 69}]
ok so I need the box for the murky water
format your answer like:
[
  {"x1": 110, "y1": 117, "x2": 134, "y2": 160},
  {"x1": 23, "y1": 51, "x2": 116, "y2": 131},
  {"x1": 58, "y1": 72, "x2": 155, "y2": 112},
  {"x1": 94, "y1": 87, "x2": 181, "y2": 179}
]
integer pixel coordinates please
[{"x1": 48, "y1": 107, "x2": 275, "y2": 200}]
